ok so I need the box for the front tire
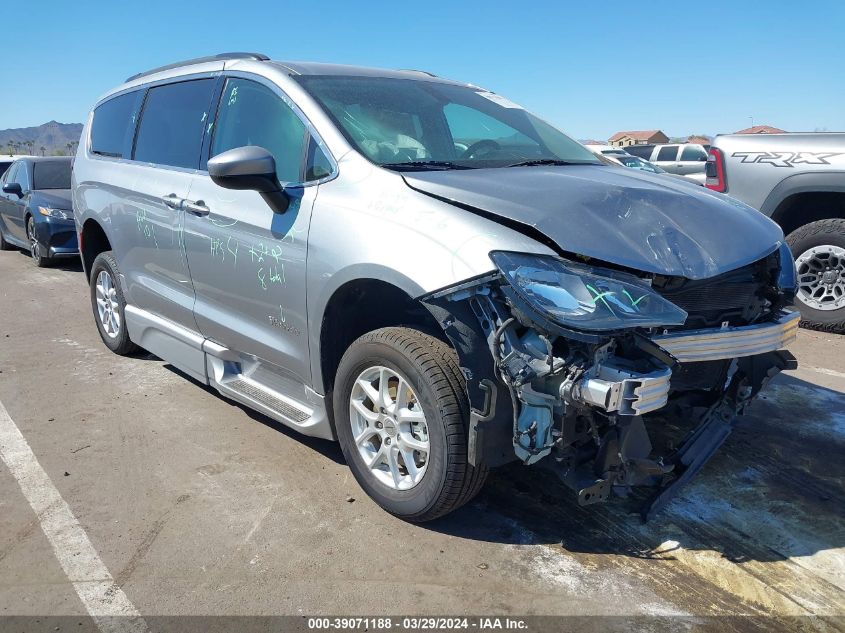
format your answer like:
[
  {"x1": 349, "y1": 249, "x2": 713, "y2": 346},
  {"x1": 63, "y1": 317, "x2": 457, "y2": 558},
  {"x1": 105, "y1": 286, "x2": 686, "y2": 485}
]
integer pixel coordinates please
[
  {"x1": 27, "y1": 216, "x2": 51, "y2": 267},
  {"x1": 786, "y1": 219, "x2": 845, "y2": 334},
  {"x1": 89, "y1": 251, "x2": 140, "y2": 355},
  {"x1": 333, "y1": 327, "x2": 487, "y2": 522},
  {"x1": 0, "y1": 223, "x2": 13, "y2": 251}
]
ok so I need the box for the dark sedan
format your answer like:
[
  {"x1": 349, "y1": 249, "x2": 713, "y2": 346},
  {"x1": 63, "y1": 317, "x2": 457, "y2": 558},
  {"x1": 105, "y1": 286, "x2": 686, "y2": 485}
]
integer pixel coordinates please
[{"x1": 0, "y1": 157, "x2": 77, "y2": 267}]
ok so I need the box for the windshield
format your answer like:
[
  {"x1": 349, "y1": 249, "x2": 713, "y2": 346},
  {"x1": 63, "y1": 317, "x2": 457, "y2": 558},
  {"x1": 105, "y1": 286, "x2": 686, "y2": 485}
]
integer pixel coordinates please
[
  {"x1": 33, "y1": 160, "x2": 71, "y2": 189},
  {"x1": 295, "y1": 76, "x2": 600, "y2": 170}
]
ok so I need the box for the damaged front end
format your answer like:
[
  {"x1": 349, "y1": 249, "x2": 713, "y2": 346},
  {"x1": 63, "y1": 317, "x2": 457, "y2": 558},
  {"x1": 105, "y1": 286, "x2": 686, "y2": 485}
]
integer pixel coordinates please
[{"x1": 422, "y1": 245, "x2": 799, "y2": 519}]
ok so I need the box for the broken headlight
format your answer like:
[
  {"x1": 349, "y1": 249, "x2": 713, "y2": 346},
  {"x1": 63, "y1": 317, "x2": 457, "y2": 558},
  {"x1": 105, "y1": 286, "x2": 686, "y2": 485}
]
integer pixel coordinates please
[{"x1": 490, "y1": 251, "x2": 688, "y2": 331}]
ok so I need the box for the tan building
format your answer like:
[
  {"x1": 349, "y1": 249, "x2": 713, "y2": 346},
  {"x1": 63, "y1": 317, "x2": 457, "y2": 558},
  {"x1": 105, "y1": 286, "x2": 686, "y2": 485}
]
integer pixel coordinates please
[
  {"x1": 608, "y1": 130, "x2": 669, "y2": 147},
  {"x1": 734, "y1": 125, "x2": 786, "y2": 134},
  {"x1": 686, "y1": 135, "x2": 711, "y2": 145}
]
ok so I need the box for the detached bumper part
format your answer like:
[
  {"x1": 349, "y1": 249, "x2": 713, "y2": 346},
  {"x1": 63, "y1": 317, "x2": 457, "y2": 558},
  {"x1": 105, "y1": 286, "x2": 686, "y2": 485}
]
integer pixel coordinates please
[
  {"x1": 564, "y1": 361, "x2": 672, "y2": 416},
  {"x1": 651, "y1": 309, "x2": 799, "y2": 362}
]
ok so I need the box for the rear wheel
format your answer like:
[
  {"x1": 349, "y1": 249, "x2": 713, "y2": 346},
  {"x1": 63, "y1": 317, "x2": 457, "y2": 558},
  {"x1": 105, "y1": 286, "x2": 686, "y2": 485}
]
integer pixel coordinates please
[
  {"x1": 89, "y1": 251, "x2": 140, "y2": 355},
  {"x1": 786, "y1": 218, "x2": 845, "y2": 334},
  {"x1": 333, "y1": 327, "x2": 487, "y2": 522},
  {"x1": 27, "y1": 216, "x2": 51, "y2": 267}
]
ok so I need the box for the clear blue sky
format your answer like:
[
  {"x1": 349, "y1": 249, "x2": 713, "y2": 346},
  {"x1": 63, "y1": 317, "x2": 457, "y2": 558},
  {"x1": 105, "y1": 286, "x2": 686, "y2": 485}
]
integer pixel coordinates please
[{"x1": 5, "y1": 0, "x2": 844, "y2": 139}]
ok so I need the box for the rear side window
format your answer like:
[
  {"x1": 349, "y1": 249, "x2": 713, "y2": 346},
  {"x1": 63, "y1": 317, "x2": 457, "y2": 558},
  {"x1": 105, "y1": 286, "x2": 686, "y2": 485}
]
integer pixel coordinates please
[
  {"x1": 656, "y1": 146, "x2": 678, "y2": 162},
  {"x1": 33, "y1": 161, "x2": 71, "y2": 189},
  {"x1": 91, "y1": 91, "x2": 142, "y2": 158},
  {"x1": 134, "y1": 79, "x2": 216, "y2": 169},
  {"x1": 211, "y1": 78, "x2": 308, "y2": 183},
  {"x1": 680, "y1": 145, "x2": 708, "y2": 162}
]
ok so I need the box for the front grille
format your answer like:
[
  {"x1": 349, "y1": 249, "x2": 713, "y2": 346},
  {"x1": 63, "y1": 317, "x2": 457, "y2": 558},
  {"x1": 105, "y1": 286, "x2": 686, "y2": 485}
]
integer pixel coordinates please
[{"x1": 652, "y1": 256, "x2": 777, "y2": 329}]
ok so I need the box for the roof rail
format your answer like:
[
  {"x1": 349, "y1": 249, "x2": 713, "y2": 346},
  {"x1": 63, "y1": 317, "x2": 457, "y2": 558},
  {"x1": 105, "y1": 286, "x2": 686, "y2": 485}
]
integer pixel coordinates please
[
  {"x1": 399, "y1": 69, "x2": 437, "y2": 77},
  {"x1": 125, "y1": 52, "x2": 270, "y2": 83}
]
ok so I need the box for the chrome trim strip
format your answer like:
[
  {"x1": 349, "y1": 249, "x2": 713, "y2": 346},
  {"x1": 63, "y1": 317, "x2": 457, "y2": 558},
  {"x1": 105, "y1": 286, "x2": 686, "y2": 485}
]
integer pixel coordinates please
[{"x1": 652, "y1": 310, "x2": 800, "y2": 363}]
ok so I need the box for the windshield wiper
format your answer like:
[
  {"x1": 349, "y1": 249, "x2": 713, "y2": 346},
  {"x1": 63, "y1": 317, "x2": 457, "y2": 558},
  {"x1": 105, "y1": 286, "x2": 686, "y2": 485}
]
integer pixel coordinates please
[
  {"x1": 381, "y1": 161, "x2": 474, "y2": 171},
  {"x1": 505, "y1": 159, "x2": 582, "y2": 167}
]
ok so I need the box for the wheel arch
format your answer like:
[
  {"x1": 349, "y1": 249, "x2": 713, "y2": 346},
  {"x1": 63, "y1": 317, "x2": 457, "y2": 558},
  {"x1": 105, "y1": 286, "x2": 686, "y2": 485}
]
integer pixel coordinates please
[
  {"x1": 763, "y1": 172, "x2": 845, "y2": 237},
  {"x1": 79, "y1": 218, "x2": 112, "y2": 280},
  {"x1": 314, "y1": 273, "x2": 446, "y2": 400},
  {"x1": 312, "y1": 269, "x2": 517, "y2": 468}
]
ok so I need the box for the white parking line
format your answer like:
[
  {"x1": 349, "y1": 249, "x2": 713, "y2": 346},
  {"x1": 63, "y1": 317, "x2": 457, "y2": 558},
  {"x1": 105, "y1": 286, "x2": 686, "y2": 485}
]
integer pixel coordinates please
[
  {"x1": 803, "y1": 365, "x2": 845, "y2": 380},
  {"x1": 0, "y1": 398, "x2": 148, "y2": 633}
]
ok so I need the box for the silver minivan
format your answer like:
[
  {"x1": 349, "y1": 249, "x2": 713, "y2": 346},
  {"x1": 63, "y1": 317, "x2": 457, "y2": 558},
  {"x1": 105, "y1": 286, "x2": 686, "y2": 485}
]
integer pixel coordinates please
[{"x1": 73, "y1": 53, "x2": 799, "y2": 521}]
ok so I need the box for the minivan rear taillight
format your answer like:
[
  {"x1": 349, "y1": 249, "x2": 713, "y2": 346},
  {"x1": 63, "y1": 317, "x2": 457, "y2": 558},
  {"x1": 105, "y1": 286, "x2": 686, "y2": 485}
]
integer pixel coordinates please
[{"x1": 705, "y1": 147, "x2": 726, "y2": 192}]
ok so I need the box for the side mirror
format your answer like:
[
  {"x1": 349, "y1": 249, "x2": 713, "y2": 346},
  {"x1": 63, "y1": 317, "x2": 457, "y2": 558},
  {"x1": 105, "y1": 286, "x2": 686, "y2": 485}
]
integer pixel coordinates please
[
  {"x1": 2, "y1": 182, "x2": 23, "y2": 198},
  {"x1": 208, "y1": 146, "x2": 289, "y2": 213}
]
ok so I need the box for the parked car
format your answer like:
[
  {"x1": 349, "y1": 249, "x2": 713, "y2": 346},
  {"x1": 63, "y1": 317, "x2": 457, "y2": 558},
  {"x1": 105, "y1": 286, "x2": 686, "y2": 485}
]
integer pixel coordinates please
[
  {"x1": 583, "y1": 144, "x2": 632, "y2": 157},
  {"x1": 73, "y1": 53, "x2": 798, "y2": 522},
  {"x1": 0, "y1": 156, "x2": 77, "y2": 266},
  {"x1": 1, "y1": 156, "x2": 18, "y2": 180},
  {"x1": 588, "y1": 148, "x2": 704, "y2": 186},
  {"x1": 708, "y1": 133, "x2": 845, "y2": 332},
  {"x1": 625, "y1": 143, "x2": 709, "y2": 183}
]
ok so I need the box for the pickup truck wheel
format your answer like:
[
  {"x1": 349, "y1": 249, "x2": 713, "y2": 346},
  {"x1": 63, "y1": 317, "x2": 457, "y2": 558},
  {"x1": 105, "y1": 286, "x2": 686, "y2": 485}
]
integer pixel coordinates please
[
  {"x1": 786, "y1": 219, "x2": 845, "y2": 334},
  {"x1": 89, "y1": 251, "x2": 140, "y2": 355},
  {"x1": 333, "y1": 327, "x2": 488, "y2": 522}
]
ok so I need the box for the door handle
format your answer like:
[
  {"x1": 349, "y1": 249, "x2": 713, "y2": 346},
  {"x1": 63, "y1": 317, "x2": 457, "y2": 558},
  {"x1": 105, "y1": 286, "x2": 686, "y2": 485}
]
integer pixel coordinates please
[
  {"x1": 162, "y1": 194, "x2": 183, "y2": 209},
  {"x1": 184, "y1": 200, "x2": 210, "y2": 216}
]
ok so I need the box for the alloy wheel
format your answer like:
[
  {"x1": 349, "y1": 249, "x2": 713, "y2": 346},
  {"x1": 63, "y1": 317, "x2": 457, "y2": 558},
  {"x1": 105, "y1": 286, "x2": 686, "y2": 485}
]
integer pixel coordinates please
[
  {"x1": 95, "y1": 270, "x2": 121, "y2": 338},
  {"x1": 348, "y1": 365, "x2": 430, "y2": 490},
  {"x1": 27, "y1": 218, "x2": 41, "y2": 263},
  {"x1": 795, "y1": 245, "x2": 845, "y2": 311}
]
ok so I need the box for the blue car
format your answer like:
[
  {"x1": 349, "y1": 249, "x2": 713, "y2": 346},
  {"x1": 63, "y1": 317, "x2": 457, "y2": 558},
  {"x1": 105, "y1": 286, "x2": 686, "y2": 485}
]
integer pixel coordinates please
[{"x1": 0, "y1": 156, "x2": 78, "y2": 267}]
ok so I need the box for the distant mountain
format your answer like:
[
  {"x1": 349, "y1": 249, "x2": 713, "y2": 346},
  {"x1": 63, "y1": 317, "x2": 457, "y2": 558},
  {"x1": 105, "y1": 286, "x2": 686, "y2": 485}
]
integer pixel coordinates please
[{"x1": 0, "y1": 121, "x2": 83, "y2": 156}]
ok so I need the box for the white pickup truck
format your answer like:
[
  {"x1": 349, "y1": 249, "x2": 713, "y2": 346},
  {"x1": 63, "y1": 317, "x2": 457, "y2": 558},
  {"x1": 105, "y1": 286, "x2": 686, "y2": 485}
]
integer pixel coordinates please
[{"x1": 707, "y1": 133, "x2": 845, "y2": 333}]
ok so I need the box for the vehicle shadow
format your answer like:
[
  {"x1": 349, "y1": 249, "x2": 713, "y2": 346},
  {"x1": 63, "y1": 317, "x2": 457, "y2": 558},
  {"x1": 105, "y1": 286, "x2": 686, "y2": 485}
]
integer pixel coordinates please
[
  {"x1": 51, "y1": 258, "x2": 84, "y2": 272},
  {"x1": 14, "y1": 248, "x2": 84, "y2": 272},
  {"x1": 426, "y1": 373, "x2": 845, "y2": 564},
  {"x1": 163, "y1": 364, "x2": 346, "y2": 465}
]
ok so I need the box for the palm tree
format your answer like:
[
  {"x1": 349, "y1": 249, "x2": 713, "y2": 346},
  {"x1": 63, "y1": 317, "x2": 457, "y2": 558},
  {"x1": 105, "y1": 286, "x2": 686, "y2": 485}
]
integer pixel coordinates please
[
  {"x1": 24, "y1": 140, "x2": 34, "y2": 155},
  {"x1": 40, "y1": 145, "x2": 46, "y2": 156}
]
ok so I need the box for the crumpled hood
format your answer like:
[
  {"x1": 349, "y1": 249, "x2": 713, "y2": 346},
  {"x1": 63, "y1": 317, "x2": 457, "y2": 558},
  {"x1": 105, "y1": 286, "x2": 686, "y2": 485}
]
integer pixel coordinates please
[{"x1": 403, "y1": 165, "x2": 783, "y2": 279}]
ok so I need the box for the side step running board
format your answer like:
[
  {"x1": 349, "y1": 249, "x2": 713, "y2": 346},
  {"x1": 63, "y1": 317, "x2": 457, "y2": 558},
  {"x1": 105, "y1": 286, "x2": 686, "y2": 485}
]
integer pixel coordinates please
[
  {"x1": 222, "y1": 376, "x2": 310, "y2": 424},
  {"x1": 202, "y1": 344, "x2": 335, "y2": 440}
]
